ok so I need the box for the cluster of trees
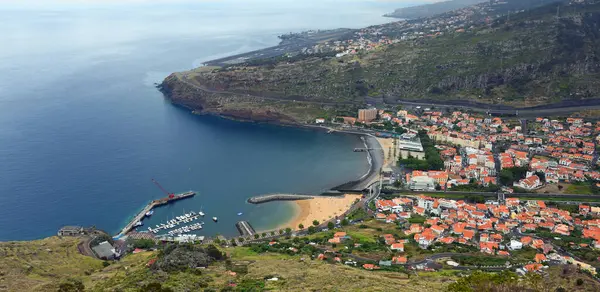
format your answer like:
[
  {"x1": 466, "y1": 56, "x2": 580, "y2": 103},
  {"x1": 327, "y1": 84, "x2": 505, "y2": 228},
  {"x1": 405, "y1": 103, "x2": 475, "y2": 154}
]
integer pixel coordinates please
[
  {"x1": 407, "y1": 215, "x2": 426, "y2": 224},
  {"x1": 451, "y1": 255, "x2": 507, "y2": 267},
  {"x1": 451, "y1": 183, "x2": 499, "y2": 193},
  {"x1": 348, "y1": 208, "x2": 369, "y2": 221},
  {"x1": 463, "y1": 194, "x2": 486, "y2": 204},
  {"x1": 398, "y1": 130, "x2": 443, "y2": 170},
  {"x1": 368, "y1": 121, "x2": 407, "y2": 134},
  {"x1": 152, "y1": 244, "x2": 224, "y2": 272},
  {"x1": 129, "y1": 238, "x2": 156, "y2": 249},
  {"x1": 499, "y1": 166, "x2": 529, "y2": 186}
]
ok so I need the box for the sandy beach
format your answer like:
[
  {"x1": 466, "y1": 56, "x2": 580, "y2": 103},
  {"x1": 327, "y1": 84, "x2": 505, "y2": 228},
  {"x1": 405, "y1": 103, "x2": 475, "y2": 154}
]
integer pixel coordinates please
[
  {"x1": 376, "y1": 137, "x2": 397, "y2": 167},
  {"x1": 279, "y1": 194, "x2": 363, "y2": 230}
]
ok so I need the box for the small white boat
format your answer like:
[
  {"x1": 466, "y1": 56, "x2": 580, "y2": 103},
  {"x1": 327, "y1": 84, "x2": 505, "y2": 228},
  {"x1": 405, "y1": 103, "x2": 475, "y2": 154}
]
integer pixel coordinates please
[
  {"x1": 237, "y1": 212, "x2": 243, "y2": 216},
  {"x1": 145, "y1": 210, "x2": 154, "y2": 217},
  {"x1": 199, "y1": 211, "x2": 205, "y2": 217},
  {"x1": 212, "y1": 217, "x2": 218, "y2": 222}
]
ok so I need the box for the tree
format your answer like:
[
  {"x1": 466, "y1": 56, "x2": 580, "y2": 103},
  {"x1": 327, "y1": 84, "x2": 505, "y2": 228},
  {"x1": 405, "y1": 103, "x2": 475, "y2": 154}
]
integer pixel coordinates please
[
  {"x1": 254, "y1": 234, "x2": 260, "y2": 239},
  {"x1": 500, "y1": 169, "x2": 515, "y2": 186},
  {"x1": 327, "y1": 222, "x2": 335, "y2": 229},
  {"x1": 239, "y1": 237, "x2": 245, "y2": 243},
  {"x1": 139, "y1": 282, "x2": 174, "y2": 292},
  {"x1": 307, "y1": 226, "x2": 317, "y2": 234},
  {"x1": 341, "y1": 219, "x2": 349, "y2": 226},
  {"x1": 535, "y1": 171, "x2": 546, "y2": 183},
  {"x1": 58, "y1": 279, "x2": 85, "y2": 292},
  {"x1": 298, "y1": 223, "x2": 304, "y2": 229},
  {"x1": 130, "y1": 238, "x2": 156, "y2": 249},
  {"x1": 285, "y1": 227, "x2": 292, "y2": 234},
  {"x1": 261, "y1": 232, "x2": 267, "y2": 237},
  {"x1": 313, "y1": 220, "x2": 320, "y2": 226}
]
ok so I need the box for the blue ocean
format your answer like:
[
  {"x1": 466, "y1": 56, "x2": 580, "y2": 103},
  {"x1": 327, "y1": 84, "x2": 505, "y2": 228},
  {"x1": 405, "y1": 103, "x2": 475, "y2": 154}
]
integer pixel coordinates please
[{"x1": 0, "y1": 0, "x2": 399, "y2": 240}]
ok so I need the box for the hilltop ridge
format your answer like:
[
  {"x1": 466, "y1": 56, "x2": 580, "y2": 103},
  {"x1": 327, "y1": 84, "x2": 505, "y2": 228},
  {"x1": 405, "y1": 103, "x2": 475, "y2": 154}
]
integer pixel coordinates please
[
  {"x1": 384, "y1": 0, "x2": 486, "y2": 19},
  {"x1": 160, "y1": 0, "x2": 600, "y2": 124}
]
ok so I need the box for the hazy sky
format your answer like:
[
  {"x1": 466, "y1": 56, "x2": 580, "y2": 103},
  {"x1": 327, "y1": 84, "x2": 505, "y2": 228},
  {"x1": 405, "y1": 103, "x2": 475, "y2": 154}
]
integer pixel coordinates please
[{"x1": 1, "y1": 0, "x2": 440, "y2": 9}]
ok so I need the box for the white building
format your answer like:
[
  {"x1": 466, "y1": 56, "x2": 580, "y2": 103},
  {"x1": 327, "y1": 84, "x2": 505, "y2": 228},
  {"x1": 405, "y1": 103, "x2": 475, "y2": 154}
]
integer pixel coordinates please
[
  {"x1": 398, "y1": 133, "x2": 425, "y2": 160},
  {"x1": 417, "y1": 197, "x2": 434, "y2": 210},
  {"x1": 410, "y1": 176, "x2": 436, "y2": 191},
  {"x1": 509, "y1": 240, "x2": 523, "y2": 250}
]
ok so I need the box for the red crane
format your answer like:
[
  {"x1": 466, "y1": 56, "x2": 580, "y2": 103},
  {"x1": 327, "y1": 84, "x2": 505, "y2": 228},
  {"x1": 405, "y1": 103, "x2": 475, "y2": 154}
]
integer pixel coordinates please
[{"x1": 151, "y1": 179, "x2": 175, "y2": 199}]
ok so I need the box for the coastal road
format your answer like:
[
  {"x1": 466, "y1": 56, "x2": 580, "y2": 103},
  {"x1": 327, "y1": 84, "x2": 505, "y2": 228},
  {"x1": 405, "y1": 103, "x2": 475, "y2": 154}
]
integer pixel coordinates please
[
  {"x1": 203, "y1": 29, "x2": 353, "y2": 67},
  {"x1": 392, "y1": 98, "x2": 600, "y2": 118}
]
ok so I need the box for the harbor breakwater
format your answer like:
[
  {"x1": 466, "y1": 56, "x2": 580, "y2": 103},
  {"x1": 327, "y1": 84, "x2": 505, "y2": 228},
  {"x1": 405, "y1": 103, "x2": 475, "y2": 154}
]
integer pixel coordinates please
[{"x1": 247, "y1": 194, "x2": 316, "y2": 204}]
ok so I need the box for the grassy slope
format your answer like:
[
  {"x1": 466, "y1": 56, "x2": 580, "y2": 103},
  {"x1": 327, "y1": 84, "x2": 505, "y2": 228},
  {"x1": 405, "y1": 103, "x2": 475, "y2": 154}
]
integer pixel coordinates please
[
  {"x1": 2, "y1": 233, "x2": 600, "y2": 291},
  {"x1": 0, "y1": 237, "x2": 103, "y2": 291},
  {"x1": 0, "y1": 236, "x2": 451, "y2": 291}
]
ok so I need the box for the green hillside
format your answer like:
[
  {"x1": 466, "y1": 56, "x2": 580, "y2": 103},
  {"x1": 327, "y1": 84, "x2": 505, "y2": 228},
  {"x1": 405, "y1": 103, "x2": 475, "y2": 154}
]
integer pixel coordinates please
[
  {"x1": 161, "y1": 1, "x2": 600, "y2": 123},
  {"x1": 2, "y1": 225, "x2": 599, "y2": 291}
]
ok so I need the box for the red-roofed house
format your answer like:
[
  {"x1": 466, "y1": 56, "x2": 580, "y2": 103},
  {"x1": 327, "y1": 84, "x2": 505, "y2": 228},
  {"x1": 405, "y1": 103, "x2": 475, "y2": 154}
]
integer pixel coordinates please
[
  {"x1": 390, "y1": 243, "x2": 404, "y2": 252},
  {"x1": 534, "y1": 254, "x2": 547, "y2": 263}
]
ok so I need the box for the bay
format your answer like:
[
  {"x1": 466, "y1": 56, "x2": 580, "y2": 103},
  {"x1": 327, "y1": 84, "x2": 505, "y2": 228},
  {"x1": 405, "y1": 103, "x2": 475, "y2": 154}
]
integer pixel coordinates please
[{"x1": 0, "y1": 0, "x2": 399, "y2": 240}]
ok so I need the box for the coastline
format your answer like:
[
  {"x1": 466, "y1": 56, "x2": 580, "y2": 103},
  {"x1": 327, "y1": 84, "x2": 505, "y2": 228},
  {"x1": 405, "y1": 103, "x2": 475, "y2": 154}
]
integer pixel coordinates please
[
  {"x1": 266, "y1": 132, "x2": 383, "y2": 233},
  {"x1": 276, "y1": 194, "x2": 363, "y2": 231}
]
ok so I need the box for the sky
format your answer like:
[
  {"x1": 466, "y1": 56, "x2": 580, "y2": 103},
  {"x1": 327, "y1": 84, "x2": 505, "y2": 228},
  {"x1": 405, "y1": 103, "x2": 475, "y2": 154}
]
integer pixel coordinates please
[{"x1": 0, "y1": 0, "x2": 440, "y2": 9}]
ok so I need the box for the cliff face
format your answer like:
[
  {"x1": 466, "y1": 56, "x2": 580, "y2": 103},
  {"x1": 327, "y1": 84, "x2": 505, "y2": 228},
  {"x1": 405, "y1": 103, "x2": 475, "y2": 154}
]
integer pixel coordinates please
[
  {"x1": 159, "y1": 73, "x2": 340, "y2": 124},
  {"x1": 161, "y1": 2, "x2": 600, "y2": 121}
]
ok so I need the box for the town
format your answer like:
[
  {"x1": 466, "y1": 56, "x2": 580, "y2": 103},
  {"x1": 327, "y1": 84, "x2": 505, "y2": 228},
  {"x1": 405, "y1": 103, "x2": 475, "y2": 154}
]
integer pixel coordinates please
[
  {"x1": 281, "y1": 0, "x2": 590, "y2": 61},
  {"x1": 326, "y1": 106, "x2": 600, "y2": 195},
  {"x1": 297, "y1": 104, "x2": 600, "y2": 279},
  {"x1": 60, "y1": 105, "x2": 600, "y2": 290}
]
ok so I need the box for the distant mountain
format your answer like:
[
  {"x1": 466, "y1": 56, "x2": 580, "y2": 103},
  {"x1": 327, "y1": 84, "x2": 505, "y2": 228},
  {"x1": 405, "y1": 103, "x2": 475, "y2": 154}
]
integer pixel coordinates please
[{"x1": 385, "y1": 0, "x2": 486, "y2": 19}]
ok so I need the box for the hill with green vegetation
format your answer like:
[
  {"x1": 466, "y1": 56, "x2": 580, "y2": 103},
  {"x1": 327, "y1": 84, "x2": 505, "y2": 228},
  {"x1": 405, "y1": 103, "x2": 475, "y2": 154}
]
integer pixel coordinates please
[
  {"x1": 160, "y1": 1, "x2": 600, "y2": 124},
  {"x1": 384, "y1": 0, "x2": 486, "y2": 19},
  {"x1": 2, "y1": 219, "x2": 600, "y2": 292}
]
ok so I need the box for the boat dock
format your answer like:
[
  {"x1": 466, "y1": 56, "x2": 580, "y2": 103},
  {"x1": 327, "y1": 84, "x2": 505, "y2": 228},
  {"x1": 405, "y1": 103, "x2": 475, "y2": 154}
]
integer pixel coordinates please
[
  {"x1": 116, "y1": 191, "x2": 196, "y2": 237},
  {"x1": 235, "y1": 221, "x2": 256, "y2": 237},
  {"x1": 247, "y1": 194, "x2": 315, "y2": 204}
]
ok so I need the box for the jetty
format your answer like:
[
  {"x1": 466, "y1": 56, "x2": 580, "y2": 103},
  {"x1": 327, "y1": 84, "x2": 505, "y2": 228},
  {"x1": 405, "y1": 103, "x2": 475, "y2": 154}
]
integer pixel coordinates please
[
  {"x1": 247, "y1": 194, "x2": 315, "y2": 204},
  {"x1": 235, "y1": 221, "x2": 256, "y2": 237},
  {"x1": 116, "y1": 191, "x2": 195, "y2": 237}
]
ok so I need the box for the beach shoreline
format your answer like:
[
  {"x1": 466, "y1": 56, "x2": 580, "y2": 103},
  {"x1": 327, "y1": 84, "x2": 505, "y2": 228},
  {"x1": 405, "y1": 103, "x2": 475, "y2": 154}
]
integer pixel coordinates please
[
  {"x1": 271, "y1": 133, "x2": 385, "y2": 232},
  {"x1": 275, "y1": 194, "x2": 363, "y2": 231}
]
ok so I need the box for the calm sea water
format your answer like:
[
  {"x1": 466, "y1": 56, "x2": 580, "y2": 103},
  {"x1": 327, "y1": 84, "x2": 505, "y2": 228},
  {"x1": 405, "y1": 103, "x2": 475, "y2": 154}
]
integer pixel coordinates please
[{"x1": 0, "y1": 0, "x2": 399, "y2": 240}]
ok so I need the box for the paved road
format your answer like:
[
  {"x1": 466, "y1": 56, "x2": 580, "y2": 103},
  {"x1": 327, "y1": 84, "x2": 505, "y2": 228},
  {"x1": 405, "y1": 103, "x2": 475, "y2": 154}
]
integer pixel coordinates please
[
  {"x1": 392, "y1": 98, "x2": 600, "y2": 118},
  {"x1": 395, "y1": 190, "x2": 600, "y2": 202}
]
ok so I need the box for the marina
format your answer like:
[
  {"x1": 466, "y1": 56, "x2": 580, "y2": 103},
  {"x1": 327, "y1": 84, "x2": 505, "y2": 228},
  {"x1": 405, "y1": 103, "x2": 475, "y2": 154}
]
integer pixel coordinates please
[
  {"x1": 115, "y1": 191, "x2": 196, "y2": 237},
  {"x1": 146, "y1": 211, "x2": 204, "y2": 235}
]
